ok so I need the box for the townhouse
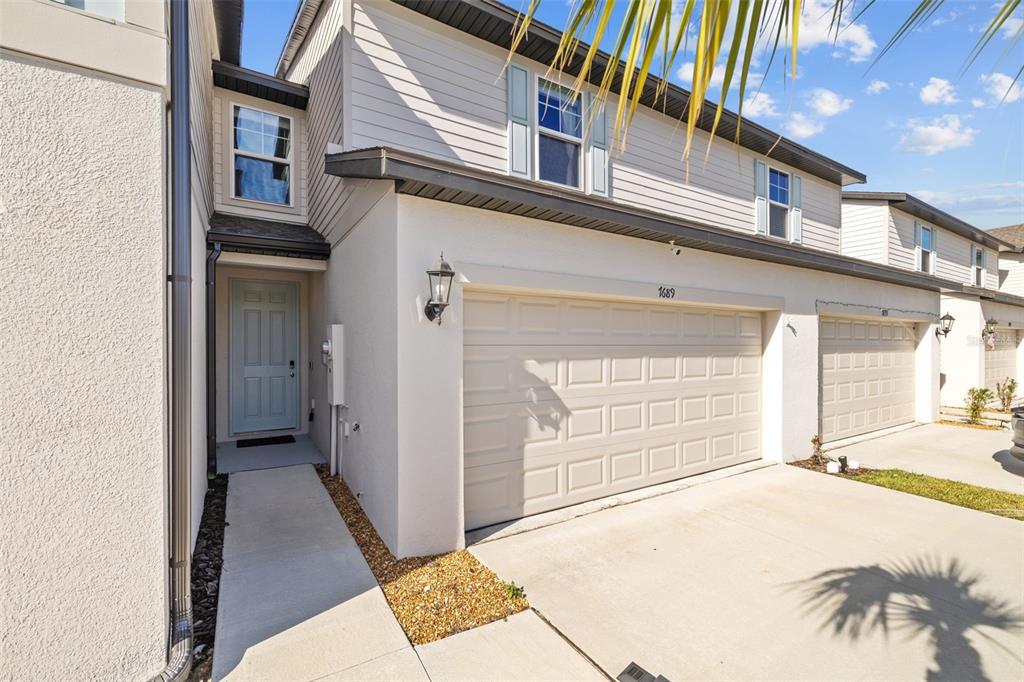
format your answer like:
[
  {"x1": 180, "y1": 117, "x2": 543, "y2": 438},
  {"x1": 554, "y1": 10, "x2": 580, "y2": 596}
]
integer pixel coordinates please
[
  {"x1": 5, "y1": 0, "x2": 1020, "y2": 677},
  {"x1": 841, "y1": 193, "x2": 1024, "y2": 403}
]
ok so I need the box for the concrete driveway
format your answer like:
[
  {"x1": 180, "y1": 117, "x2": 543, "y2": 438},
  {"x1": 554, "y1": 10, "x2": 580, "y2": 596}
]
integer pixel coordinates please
[
  {"x1": 831, "y1": 423, "x2": 1024, "y2": 494},
  {"x1": 471, "y1": 464, "x2": 1024, "y2": 681}
]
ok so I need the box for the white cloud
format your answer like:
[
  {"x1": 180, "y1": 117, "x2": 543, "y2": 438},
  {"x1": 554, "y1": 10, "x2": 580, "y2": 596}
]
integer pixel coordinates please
[
  {"x1": 920, "y1": 77, "x2": 959, "y2": 104},
  {"x1": 794, "y1": 0, "x2": 877, "y2": 62},
  {"x1": 783, "y1": 112, "x2": 825, "y2": 139},
  {"x1": 742, "y1": 92, "x2": 780, "y2": 118},
  {"x1": 1000, "y1": 15, "x2": 1023, "y2": 39},
  {"x1": 900, "y1": 115, "x2": 977, "y2": 155},
  {"x1": 807, "y1": 87, "x2": 852, "y2": 116},
  {"x1": 980, "y1": 72, "x2": 1024, "y2": 104},
  {"x1": 866, "y1": 80, "x2": 890, "y2": 95},
  {"x1": 912, "y1": 182, "x2": 1024, "y2": 226},
  {"x1": 675, "y1": 61, "x2": 762, "y2": 91},
  {"x1": 971, "y1": 98, "x2": 986, "y2": 108}
]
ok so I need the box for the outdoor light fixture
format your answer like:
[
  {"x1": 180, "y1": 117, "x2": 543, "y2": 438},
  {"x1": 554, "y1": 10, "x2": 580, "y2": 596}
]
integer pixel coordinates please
[
  {"x1": 984, "y1": 317, "x2": 999, "y2": 337},
  {"x1": 424, "y1": 253, "x2": 455, "y2": 324},
  {"x1": 936, "y1": 312, "x2": 955, "y2": 339}
]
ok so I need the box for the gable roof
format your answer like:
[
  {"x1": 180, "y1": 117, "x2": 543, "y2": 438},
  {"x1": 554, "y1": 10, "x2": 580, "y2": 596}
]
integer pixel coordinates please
[
  {"x1": 988, "y1": 224, "x2": 1024, "y2": 250},
  {"x1": 842, "y1": 191, "x2": 1011, "y2": 252},
  {"x1": 274, "y1": 0, "x2": 866, "y2": 187}
]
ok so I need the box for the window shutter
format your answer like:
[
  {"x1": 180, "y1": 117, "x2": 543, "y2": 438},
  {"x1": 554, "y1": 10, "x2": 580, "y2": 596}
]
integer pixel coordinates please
[
  {"x1": 970, "y1": 244, "x2": 976, "y2": 283},
  {"x1": 754, "y1": 159, "x2": 767, "y2": 235},
  {"x1": 589, "y1": 93, "x2": 609, "y2": 196},
  {"x1": 930, "y1": 229, "x2": 936, "y2": 274},
  {"x1": 789, "y1": 175, "x2": 803, "y2": 244},
  {"x1": 507, "y1": 64, "x2": 531, "y2": 178}
]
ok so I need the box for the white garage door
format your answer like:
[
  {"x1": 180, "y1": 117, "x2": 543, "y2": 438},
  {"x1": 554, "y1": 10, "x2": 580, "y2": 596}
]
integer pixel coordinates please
[
  {"x1": 985, "y1": 329, "x2": 1018, "y2": 392},
  {"x1": 463, "y1": 291, "x2": 763, "y2": 530},
  {"x1": 820, "y1": 317, "x2": 916, "y2": 443}
]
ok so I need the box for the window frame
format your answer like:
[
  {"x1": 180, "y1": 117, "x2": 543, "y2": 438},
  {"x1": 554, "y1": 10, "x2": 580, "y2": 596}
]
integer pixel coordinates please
[
  {"x1": 766, "y1": 167, "x2": 790, "y2": 240},
  {"x1": 533, "y1": 75, "x2": 585, "y2": 192},
  {"x1": 918, "y1": 225, "x2": 935, "y2": 274},
  {"x1": 974, "y1": 246, "x2": 986, "y2": 287},
  {"x1": 230, "y1": 102, "x2": 295, "y2": 208}
]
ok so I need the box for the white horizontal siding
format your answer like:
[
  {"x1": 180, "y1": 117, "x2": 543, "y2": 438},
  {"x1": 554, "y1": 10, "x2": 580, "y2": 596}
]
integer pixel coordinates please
[
  {"x1": 889, "y1": 209, "x2": 917, "y2": 271},
  {"x1": 999, "y1": 254, "x2": 1024, "y2": 295},
  {"x1": 987, "y1": 247, "x2": 999, "y2": 289},
  {"x1": 840, "y1": 201, "x2": 886, "y2": 263},
  {"x1": 349, "y1": 2, "x2": 507, "y2": 172},
  {"x1": 287, "y1": 0, "x2": 348, "y2": 241},
  {"x1": 189, "y1": 0, "x2": 215, "y2": 219},
  {"x1": 935, "y1": 227, "x2": 971, "y2": 283}
]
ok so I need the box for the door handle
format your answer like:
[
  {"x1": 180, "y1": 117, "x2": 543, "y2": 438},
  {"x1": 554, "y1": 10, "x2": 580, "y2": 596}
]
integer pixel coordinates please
[{"x1": 289, "y1": 360, "x2": 295, "y2": 378}]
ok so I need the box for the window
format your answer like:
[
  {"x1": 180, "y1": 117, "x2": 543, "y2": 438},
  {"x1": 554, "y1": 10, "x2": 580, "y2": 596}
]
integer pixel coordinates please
[
  {"x1": 233, "y1": 105, "x2": 292, "y2": 205},
  {"x1": 536, "y1": 79, "x2": 582, "y2": 188},
  {"x1": 974, "y1": 247, "x2": 986, "y2": 286},
  {"x1": 919, "y1": 226, "x2": 934, "y2": 273},
  {"x1": 768, "y1": 169, "x2": 789, "y2": 238},
  {"x1": 52, "y1": 0, "x2": 124, "y2": 22}
]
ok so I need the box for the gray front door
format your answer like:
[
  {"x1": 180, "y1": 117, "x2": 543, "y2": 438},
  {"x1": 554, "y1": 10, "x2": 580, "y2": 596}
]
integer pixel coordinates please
[{"x1": 229, "y1": 279, "x2": 299, "y2": 434}]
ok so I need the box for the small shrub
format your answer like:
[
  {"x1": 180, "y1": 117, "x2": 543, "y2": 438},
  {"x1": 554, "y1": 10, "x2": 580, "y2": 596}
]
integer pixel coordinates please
[
  {"x1": 965, "y1": 387, "x2": 995, "y2": 424},
  {"x1": 810, "y1": 434, "x2": 830, "y2": 466},
  {"x1": 504, "y1": 581, "x2": 526, "y2": 600},
  {"x1": 996, "y1": 377, "x2": 1017, "y2": 412}
]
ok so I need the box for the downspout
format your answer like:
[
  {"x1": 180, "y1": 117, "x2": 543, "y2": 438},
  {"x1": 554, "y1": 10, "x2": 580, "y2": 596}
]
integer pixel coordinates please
[
  {"x1": 153, "y1": 0, "x2": 192, "y2": 680},
  {"x1": 206, "y1": 242, "x2": 221, "y2": 478}
]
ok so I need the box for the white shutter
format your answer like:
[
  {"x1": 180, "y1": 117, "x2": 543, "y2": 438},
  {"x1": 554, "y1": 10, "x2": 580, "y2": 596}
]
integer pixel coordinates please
[
  {"x1": 970, "y1": 244, "x2": 977, "y2": 284},
  {"x1": 982, "y1": 248, "x2": 988, "y2": 286},
  {"x1": 589, "y1": 93, "x2": 609, "y2": 196},
  {"x1": 914, "y1": 222, "x2": 922, "y2": 271},
  {"x1": 789, "y1": 174, "x2": 803, "y2": 244},
  {"x1": 754, "y1": 160, "x2": 767, "y2": 235},
  {"x1": 507, "y1": 64, "x2": 531, "y2": 178}
]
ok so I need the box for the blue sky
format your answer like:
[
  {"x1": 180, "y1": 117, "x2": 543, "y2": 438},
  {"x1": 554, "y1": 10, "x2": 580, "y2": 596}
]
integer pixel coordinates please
[{"x1": 242, "y1": 0, "x2": 1023, "y2": 228}]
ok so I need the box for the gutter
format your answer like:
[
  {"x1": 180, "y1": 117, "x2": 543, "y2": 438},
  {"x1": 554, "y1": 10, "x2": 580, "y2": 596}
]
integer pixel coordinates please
[
  {"x1": 153, "y1": 0, "x2": 192, "y2": 679},
  {"x1": 206, "y1": 242, "x2": 221, "y2": 478}
]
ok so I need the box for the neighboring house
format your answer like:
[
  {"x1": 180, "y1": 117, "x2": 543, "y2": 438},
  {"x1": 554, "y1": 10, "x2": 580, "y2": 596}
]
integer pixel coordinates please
[
  {"x1": 989, "y1": 223, "x2": 1024, "y2": 296},
  {"x1": 841, "y1": 192, "x2": 1024, "y2": 403}
]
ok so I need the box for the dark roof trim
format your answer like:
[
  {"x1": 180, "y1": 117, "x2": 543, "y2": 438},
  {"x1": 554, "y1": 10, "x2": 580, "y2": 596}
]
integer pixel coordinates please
[
  {"x1": 325, "y1": 147, "x2": 1012, "y2": 299},
  {"x1": 213, "y1": 61, "x2": 309, "y2": 109},
  {"x1": 211, "y1": 0, "x2": 243, "y2": 65},
  {"x1": 843, "y1": 191, "x2": 1011, "y2": 251},
  {"x1": 207, "y1": 213, "x2": 330, "y2": 259},
  {"x1": 275, "y1": 0, "x2": 865, "y2": 186}
]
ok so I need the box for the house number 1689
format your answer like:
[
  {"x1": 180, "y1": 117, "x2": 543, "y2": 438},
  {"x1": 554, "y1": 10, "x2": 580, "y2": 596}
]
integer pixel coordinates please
[{"x1": 658, "y1": 286, "x2": 675, "y2": 299}]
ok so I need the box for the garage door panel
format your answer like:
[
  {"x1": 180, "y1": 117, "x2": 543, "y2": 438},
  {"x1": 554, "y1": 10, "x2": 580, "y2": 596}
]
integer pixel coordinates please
[
  {"x1": 985, "y1": 329, "x2": 1018, "y2": 392},
  {"x1": 820, "y1": 317, "x2": 916, "y2": 443},
  {"x1": 465, "y1": 345, "x2": 760, "y2": 408}
]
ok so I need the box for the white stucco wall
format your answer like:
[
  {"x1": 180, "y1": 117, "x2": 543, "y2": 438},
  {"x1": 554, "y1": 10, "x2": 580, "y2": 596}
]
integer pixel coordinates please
[
  {"x1": 353, "y1": 193, "x2": 940, "y2": 557},
  {"x1": 939, "y1": 295, "x2": 986, "y2": 405},
  {"x1": 0, "y1": 53, "x2": 167, "y2": 680}
]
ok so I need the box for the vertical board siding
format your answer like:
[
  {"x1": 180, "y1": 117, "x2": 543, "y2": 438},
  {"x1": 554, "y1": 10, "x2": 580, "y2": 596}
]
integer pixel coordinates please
[
  {"x1": 840, "y1": 201, "x2": 886, "y2": 263},
  {"x1": 349, "y1": 2, "x2": 507, "y2": 172},
  {"x1": 287, "y1": 0, "x2": 349, "y2": 240},
  {"x1": 189, "y1": 0, "x2": 215, "y2": 218}
]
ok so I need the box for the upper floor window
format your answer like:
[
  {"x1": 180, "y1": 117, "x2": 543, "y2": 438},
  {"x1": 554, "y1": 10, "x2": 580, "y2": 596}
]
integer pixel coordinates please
[
  {"x1": 973, "y1": 247, "x2": 986, "y2": 286},
  {"x1": 536, "y1": 79, "x2": 582, "y2": 189},
  {"x1": 919, "y1": 226, "x2": 934, "y2": 273},
  {"x1": 233, "y1": 105, "x2": 292, "y2": 206},
  {"x1": 768, "y1": 169, "x2": 789, "y2": 238},
  {"x1": 52, "y1": 0, "x2": 123, "y2": 22}
]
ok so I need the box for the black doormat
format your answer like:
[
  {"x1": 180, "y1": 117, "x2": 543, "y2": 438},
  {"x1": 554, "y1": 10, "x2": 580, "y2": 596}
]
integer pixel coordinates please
[{"x1": 236, "y1": 435, "x2": 296, "y2": 448}]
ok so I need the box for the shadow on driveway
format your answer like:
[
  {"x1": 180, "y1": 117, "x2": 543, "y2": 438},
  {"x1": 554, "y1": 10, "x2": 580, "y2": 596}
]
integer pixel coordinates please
[
  {"x1": 992, "y1": 450, "x2": 1024, "y2": 479},
  {"x1": 796, "y1": 556, "x2": 1024, "y2": 682}
]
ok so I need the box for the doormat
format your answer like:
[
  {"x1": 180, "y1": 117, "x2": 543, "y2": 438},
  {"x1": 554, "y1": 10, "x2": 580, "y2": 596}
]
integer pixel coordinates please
[{"x1": 236, "y1": 435, "x2": 296, "y2": 448}]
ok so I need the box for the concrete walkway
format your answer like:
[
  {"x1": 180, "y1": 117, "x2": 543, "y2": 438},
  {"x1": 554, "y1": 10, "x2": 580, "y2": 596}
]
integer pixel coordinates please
[
  {"x1": 831, "y1": 422, "x2": 1024, "y2": 494},
  {"x1": 212, "y1": 465, "x2": 600, "y2": 681}
]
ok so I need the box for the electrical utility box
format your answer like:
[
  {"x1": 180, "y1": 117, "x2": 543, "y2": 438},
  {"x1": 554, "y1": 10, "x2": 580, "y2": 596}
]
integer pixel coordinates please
[{"x1": 322, "y1": 324, "x2": 345, "y2": 406}]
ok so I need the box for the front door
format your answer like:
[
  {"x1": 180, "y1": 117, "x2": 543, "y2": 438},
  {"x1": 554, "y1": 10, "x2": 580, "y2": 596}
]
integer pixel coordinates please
[{"x1": 229, "y1": 279, "x2": 299, "y2": 435}]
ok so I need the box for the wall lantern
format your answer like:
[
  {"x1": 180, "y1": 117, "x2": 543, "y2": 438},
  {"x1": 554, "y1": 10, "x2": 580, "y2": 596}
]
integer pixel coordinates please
[
  {"x1": 424, "y1": 253, "x2": 455, "y2": 325},
  {"x1": 984, "y1": 317, "x2": 999, "y2": 337},
  {"x1": 936, "y1": 312, "x2": 955, "y2": 338}
]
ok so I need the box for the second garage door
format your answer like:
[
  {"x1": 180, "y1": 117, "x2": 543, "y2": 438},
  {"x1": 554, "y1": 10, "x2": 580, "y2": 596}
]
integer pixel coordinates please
[
  {"x1": 820, "y1": 317, "x2": 916, "y2": 443},
  {"x1": 985, "y1": 329, "x2": 1018, "y2": 392},
  {"x1": 463, "y1": 291, "x2": 763, "y2": 530}
]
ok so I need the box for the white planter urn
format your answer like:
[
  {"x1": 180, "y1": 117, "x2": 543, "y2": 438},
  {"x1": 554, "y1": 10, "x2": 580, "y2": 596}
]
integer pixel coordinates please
[{"x1": 825, "y1": 461, "x2": 840, "y2": 474}]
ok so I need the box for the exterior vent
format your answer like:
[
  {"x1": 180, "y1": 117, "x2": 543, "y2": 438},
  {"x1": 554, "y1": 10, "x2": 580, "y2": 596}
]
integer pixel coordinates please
[{"x1": 617, "y1": 662, "x2": 662, "y2": 682}]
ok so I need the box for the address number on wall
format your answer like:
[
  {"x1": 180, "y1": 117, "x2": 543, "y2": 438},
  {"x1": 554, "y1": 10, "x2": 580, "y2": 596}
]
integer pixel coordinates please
[{"x1": 657, "y1": 286, "x2": 676, "y2": 299}]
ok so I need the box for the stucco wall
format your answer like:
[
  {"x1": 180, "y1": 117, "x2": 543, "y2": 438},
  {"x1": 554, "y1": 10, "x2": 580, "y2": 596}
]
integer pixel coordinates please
[
  {"x1": 381, "y1": 193, "x2": 939, "y2": 557},
  {"x1": 0, "y1": 53, "x2": 167, "y2": 680}
]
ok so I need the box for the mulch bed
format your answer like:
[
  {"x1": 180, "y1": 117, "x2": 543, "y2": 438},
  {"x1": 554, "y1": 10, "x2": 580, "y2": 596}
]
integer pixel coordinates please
[
  {"x1": 315, "y1": 465, "x2": 529, "y2": 645},
  {"x1": 936, "y1": 419, "x2": 1006, "y2": 431},
  {"x1": 188, "y1": 475, "x2": 228, "y2": 682},
  {"x1": 789, "y1": 458, "x2": 874, "y2": 477}
]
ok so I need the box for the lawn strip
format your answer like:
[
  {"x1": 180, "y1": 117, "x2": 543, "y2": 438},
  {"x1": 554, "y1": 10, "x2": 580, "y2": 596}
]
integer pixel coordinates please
[
  {"x1": 315, "y1": 465, "x2": 528, "y2": 645},
  {"x1": 854, "y1": 469, "x2": 1024, "y2": 521}
]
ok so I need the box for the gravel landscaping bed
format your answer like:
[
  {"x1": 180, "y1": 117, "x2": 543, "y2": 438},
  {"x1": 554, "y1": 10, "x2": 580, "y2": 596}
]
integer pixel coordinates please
[
  {"x1": 188, "y1": 474, "x2": 228, "y2": 682},
  {"x1": 315, "y1": 465, "x2": 528, "y2": 645}
]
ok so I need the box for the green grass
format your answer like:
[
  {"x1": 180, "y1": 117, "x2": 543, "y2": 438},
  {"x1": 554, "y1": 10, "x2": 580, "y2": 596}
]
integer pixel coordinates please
[{"x1": 854, "y1": 469, "x2": 1024, "y2": 521}]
